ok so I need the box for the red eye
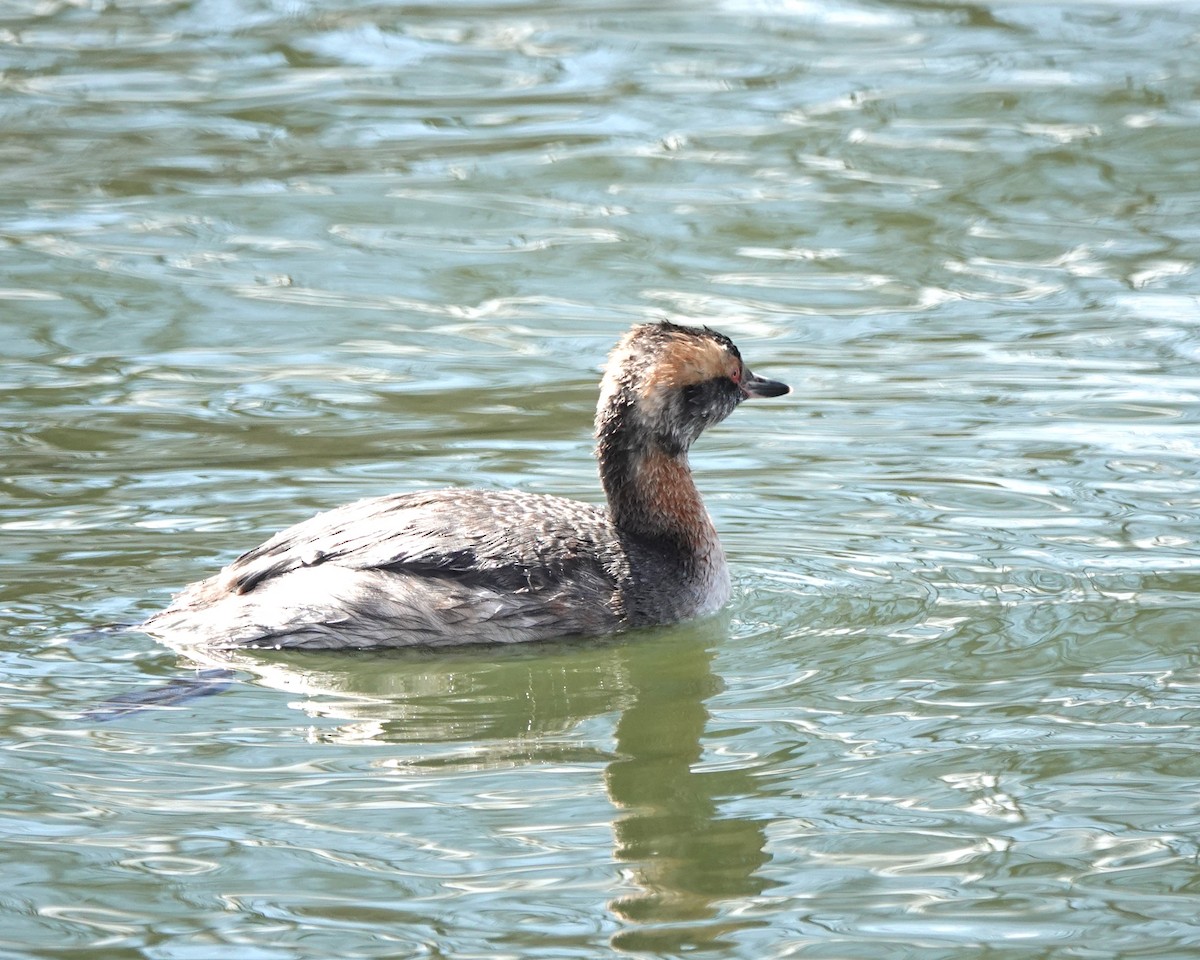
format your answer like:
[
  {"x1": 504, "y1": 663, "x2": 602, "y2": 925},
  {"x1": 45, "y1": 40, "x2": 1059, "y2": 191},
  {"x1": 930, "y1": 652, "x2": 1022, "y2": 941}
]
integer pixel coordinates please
[{"x1": 730, "y1": 367, "x2": 742, "y2": 384}]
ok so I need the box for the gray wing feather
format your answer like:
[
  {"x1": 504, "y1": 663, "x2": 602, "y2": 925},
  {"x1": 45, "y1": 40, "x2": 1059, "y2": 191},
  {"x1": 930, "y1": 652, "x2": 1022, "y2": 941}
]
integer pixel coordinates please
[{"x1": 220, "y1": 489, "x2": 616, "y2": 595}]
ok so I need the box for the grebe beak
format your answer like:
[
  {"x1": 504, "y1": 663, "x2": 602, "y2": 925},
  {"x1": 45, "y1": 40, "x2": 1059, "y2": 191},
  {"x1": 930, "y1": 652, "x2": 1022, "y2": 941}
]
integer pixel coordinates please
[{"x1": 740, "y1": 370, "x2": 790, "y2": 399}]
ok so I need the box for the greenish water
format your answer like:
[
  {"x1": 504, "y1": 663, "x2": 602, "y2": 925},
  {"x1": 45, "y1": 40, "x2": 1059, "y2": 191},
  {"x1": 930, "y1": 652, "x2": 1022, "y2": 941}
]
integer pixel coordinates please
[{"x1": 3, "y1": 0, "x2": 1200, "y2": 957}]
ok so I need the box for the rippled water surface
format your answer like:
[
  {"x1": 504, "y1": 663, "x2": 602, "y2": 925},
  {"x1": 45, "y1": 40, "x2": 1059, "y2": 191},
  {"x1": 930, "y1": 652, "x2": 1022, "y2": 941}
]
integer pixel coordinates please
[{"x1": 4, "y1": 0, "x2": 1200, "y2": 956}]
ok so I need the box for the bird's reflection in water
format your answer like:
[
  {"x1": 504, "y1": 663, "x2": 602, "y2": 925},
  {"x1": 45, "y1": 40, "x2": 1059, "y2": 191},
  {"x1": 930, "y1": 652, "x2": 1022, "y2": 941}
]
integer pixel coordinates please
[
  {"x1": 110, "y1": 618, "x2": 771, "y2": 950},
  {"x1": 604, "y1": 626, "x2": 772, "y2": 953}
]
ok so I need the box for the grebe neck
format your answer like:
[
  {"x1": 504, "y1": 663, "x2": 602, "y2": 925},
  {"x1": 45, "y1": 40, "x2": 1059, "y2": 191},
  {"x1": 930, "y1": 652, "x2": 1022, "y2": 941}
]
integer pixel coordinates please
[{"x1": 596, "y1": 433, "x2": 718, "y2": 552}]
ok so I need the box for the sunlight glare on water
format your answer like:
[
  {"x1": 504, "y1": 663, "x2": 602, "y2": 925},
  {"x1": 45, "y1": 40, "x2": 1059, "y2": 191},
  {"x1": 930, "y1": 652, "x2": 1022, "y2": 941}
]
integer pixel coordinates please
[{"x1": 2, "y1": 0, "x2": 1200, "y2": 957}]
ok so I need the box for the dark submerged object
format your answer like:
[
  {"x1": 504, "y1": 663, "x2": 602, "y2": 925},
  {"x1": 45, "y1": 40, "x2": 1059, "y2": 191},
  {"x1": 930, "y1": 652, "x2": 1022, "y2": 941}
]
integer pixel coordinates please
[
  {"x1": 79, "y1": 669, "x2": 234, "y2": 722},
  {"x1": 142, "y1": 322, "x2": 789, "y2": 650}
]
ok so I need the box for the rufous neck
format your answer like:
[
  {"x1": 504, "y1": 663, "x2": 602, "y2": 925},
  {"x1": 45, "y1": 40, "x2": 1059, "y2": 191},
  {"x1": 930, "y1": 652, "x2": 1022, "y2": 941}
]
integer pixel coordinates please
[{"x1": 598, "y1": 439, "x2": 717, "y2": 550}]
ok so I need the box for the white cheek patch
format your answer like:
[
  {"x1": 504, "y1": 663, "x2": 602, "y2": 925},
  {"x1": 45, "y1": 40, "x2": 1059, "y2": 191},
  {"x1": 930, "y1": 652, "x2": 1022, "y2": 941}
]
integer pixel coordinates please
[{"x1": 638, "y1": 379, "x2": 672, "y2": 420}]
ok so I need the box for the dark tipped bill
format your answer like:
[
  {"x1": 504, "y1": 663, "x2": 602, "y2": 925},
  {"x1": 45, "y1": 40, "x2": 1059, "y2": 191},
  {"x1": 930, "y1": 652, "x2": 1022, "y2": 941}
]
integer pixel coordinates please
[{"x1": 741, "y1": 370, "x2": 790, "y2": 399}]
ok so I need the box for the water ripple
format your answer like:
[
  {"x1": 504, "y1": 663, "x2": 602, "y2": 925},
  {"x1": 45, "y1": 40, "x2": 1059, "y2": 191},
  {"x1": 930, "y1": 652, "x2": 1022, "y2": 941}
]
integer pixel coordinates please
[{"x1": 3, "y1": 0, "x2": 1200, "y2": 956}]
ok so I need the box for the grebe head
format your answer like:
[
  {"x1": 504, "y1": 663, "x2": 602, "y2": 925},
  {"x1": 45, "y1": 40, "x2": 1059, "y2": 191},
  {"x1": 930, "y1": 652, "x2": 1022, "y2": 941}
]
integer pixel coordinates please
[{"x1": 596, "y1": 321, "x2": 790, "y2": 456}]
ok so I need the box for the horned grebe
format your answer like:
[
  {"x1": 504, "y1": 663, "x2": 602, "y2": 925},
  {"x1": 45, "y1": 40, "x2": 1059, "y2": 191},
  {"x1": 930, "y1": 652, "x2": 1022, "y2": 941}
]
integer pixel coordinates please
[{"x1": 142, "y1": 322, "x2": 789, "y2": 649}]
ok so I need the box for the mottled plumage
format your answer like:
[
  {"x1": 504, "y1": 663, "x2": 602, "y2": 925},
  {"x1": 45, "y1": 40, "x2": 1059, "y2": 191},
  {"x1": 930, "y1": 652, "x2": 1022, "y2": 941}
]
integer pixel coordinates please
[{"x1": 143, "y1": 322, "x2": 788, "y2": 649}]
